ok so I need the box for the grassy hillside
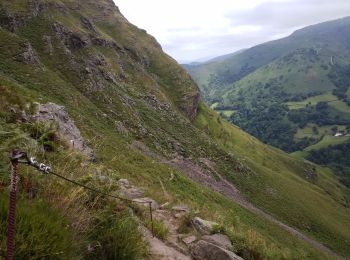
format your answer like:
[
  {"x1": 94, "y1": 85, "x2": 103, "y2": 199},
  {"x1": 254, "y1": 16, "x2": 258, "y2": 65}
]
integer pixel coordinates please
[
  {"x1": 0, "y1": 1, "x2": 350, "y2": 259},
  {"x1": 185, "y1": 17, "x2": 350, "y2": 187}
]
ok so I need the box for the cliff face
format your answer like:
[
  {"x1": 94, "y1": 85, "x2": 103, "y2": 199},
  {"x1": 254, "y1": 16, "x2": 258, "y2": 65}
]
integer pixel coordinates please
[{"x1": 0, "y1": 0, "x2": 199, "y2": 120}]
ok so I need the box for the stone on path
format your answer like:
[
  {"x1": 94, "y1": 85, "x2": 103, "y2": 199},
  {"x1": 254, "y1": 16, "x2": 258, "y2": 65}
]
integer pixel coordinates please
[
  {"x1": 202, "y1": 234, "x2": 233, "y2": 251},
  {"x1": 191, "y1": 240, "x2": 243, "y2": 260},
  {"x1": 192, "y1": 217, "x2": 218, "y2": 235}
]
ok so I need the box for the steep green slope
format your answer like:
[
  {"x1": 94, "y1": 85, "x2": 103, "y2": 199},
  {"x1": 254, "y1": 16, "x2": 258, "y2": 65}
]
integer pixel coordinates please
[
  {"x1": 185, "y1": 17, "x2": 350, "y2": 186},
  {"x1": 0, "y1": 1, "x2": 350, "y2": 259}
]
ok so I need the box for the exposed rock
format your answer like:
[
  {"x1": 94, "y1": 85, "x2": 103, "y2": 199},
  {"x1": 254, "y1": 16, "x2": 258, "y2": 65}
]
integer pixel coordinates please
[
  {"x1": 182, "y1": 235, "x2": 197, "y2": 245},
  {"x1": 152, "y1": 209, "x2": 189, "y2": 254},
  {"x1": 202, "y1": 234, "x2": 233, "y2": 251},
  {"x1": 98, "y1": 175, "x2": 109, "y2": 184},
  {"x1": 43, "y1": 35, "x2": 54, "y2": 56},
  {"x1": 172, "y1": 204, "x2": 190, "y2": 213},
  {"x1": 32, "y1": 103, "x2": 95, "y2": 161},
  {"x1": 174, "y1": 213, "x2": 184, "y2": 219},
  {"x1": 100, "y1": 68, "x2": 116, "y2": 82},
  {"x1": 115, "y1": 121, "x2": 129, "y2": 136},
  {"x1": 29, "y1": 0, "x2": 49, "y2": 17},
  {"x1": 117, "y1": 178, "x2": 130, "y2": 187},
  {"x1": 182, "y1": 92, "x2": 200, "y2": 121},
  {"x1": 91, "y1": 37, "x2": 121, "y2": 50},
  {"x1": 80, "y1": 16, "x2": 96, "y2": 32},
  {"x1": 192, "y1": 217, "x2": 217, "y2": 235},
  {"x1": 138, "y1": 124, "x2": 148, "y2": 136},
  {"x1": 0, "y1": 10, "x2": 29, "y2": 32},
  {"x1": 132, "y1": 197, "x2": 159, "y2": 209},
  {"x1": 144, "y1": 94, "x2": 171, "y2": 112},
  {"x1": 122, "y1": 187, "x2": 144, "y2": 199},
  {"x1": 118, "y1": 179, "x2": 145, "y2": 199},
  {"x1": 199, "y1": 158, "x2": 217, "y2": 172},
  {"x1": 141, "y1": 226, "x2": 191, "y2": 260},
  {"x1": 20, "y1": 110, "x2": 29, "y2": 122},
  {"x1": 191, "y1": 240, "x2": 243, "y2": 260},
  {"x1": 53, "y1": 22, "x2": 90, "y2": 50},
  {"x1": 14, "y1": 43, "x2": 40, "y2": 64},
  {"x1": 304, "y1": 164, "x2": 318, "y2": 183},
  {"x1": 172, "y1": 204, "x2": 190, "y2": 218}
]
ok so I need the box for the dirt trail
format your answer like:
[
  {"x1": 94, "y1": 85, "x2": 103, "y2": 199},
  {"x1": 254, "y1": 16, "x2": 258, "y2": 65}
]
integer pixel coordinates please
[
  {"x1": 131, "y1": 141, "x2": 344, "y2": 259},
  {"x1": 168, "y1": 157, "x2": 344, "y2": 260},
  {"x1": 219, "y1": 179, "x2": 343, "y2": 260},
  {"x1": 141, "y1": 226, "x2": 191, "y2": 260}
]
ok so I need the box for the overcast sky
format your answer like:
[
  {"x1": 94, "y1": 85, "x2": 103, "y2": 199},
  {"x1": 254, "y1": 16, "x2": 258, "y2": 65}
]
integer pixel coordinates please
[{"x1": 115, "y1": 0, "x2": 350, "y2": 63}]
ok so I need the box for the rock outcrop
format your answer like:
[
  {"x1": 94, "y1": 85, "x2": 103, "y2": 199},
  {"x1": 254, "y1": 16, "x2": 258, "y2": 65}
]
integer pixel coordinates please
[
  {"x1": 14, "y1": 42, "x2": 40, "y2": 64},
  {"x1": 192, "y1": 217, "x2": 218, "y2": 235},
  {"x1": 202, "y1": 234, "x2": 233, "y2": 251},
  {"x1": 191, "y1": 240, "x2": 243, "y2": 260},
  {"x1": 33, "y1": 103, "x2": 95, "y2": 160}
]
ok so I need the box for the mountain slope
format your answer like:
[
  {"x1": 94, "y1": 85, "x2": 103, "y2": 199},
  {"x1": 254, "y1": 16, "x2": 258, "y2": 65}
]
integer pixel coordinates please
[
  {"x1": 185, "y1": 17, "x2": 350, "y2": 186},
  {"x1": 186, "y1": 17, "x2": 350, "y2": 102},
  {"x1": 0, "y1": 1, "x2": 350, "y2": 259}
]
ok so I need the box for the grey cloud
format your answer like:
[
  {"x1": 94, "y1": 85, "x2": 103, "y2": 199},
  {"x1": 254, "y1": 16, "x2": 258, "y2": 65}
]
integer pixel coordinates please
[
  {"x1": 227, "y1": 0, "x2": 350, "y2": 31},
  {"x1": 163, "y1": 0, "x2": 350, "y2": 62}
]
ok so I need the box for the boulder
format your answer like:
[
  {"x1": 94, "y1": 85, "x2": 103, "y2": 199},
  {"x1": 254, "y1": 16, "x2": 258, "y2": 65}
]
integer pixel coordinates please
[
  {"x1": 120, "y1": 187, "x2": 144, "y2": 199},
  {"x1": 117, "y1": 178, "x2": 130, "y2": 187},
  {"x1": 182, "y1": 235, "x2": 197, "y2": 245},
  {"x1": 192, "y1": 217, "x2": 217, "y2": 235},
  {"x1": 202, "y1": 234, "x2": 233, "y2": 251},
  {"x1": 172, "y1": 204, "x2": 190, "y2": 213},
  {"x1": 132, "y1": 197, "x2": 159, "y2": 210},
  {"x1": 117, "y1": 179, "x2": 145, "y2": 199},
  {"x1": 191, "y1": 240, "x2": 243, "y2": 260}
]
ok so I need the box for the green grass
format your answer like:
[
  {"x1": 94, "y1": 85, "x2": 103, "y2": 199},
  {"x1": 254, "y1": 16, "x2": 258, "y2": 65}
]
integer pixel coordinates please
[
  {"x1": 0, "y1": 195, "x2": 80, "y2": 259},
  {"x1": 287, "y1": 93, "x2": 338, "y2": 110},
  {"x1": 329, "y1": 100, "x2": 350, "y2": 113},
  {"x1": 291, "y1": 150, "x2": 309, "y2": 158},
  {"x1": 305, "y1": 135, "x2": 350, "y2": 151},
  {"x1": 216, "y1": 109, "x2": 236, "y2": 117},
  {"x1": 210, "y1": 102, "x2": 219, "y2": 109},
  {"x1": 295, "y1": 124, "x2": 347, "y2": 139},
  {"x1": 194, "y1": 103, "x2": 350, "y2": 257},
  {"x1": 287, "y1": 92, "x2": 350, "y2": 113},
  {"x1": 0, "y1": 2, "x2": 349, "y2": 259},
  {"x1": 294, "y1": 123, "x2": 350, "y2": 152}
]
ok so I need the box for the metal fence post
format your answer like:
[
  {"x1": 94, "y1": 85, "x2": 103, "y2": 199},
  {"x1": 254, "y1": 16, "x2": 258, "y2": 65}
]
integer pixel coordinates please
[{"x1": 6, "y1": 150, "x2": 21, "y2": 260}]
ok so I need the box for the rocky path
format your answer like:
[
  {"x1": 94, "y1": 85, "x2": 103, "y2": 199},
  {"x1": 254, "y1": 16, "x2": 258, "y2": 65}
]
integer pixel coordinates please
[
  {"x1": 118, "y1": 178, "x2": 243, "y2": 260},
  {"x1": 141, "y1": 226, "x2": 191, "y2": 260},
  {"x1": 167, "y1": 157, "x2": 344, "y2": 260},
  {"x1": 130, "y1": 142, "x2": 344, "y2": 259},
  {"x1": 219, "y1": 179, "x2": 343, "y2": 260}
]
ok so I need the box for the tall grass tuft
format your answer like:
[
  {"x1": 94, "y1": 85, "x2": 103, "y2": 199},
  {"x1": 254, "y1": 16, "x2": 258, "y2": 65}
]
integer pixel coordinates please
[
  {"x1": 0, "y1": 194, "x2": 80, "y2": 259},
  {"x1": 86, "y1": 207, "x2": 148, "y2": 260}
]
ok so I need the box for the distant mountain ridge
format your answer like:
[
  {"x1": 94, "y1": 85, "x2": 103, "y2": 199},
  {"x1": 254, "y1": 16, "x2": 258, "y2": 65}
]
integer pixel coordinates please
[
  {"x1": 185, "y1": 16, "x2": 350, "y2": 186},
  {"x1": 186, "y1": 16, "x2": 350, "y2": 100}
]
